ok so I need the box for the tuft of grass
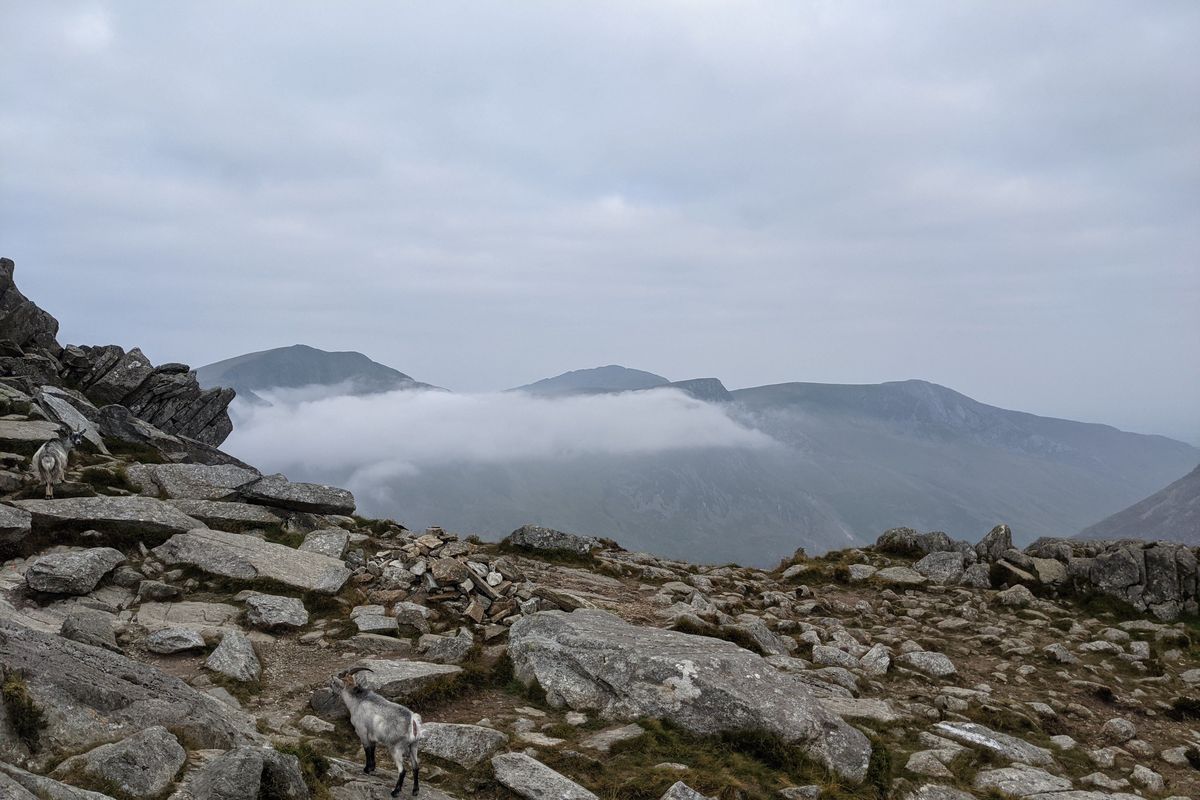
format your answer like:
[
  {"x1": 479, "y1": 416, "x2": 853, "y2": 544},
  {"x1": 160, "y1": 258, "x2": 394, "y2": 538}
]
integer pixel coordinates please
[
  {"x1": 104, "y1": 440, "x2": 168, "y2": 464},
  {"x1": 77, "y1": 464, "x2": 140, "y2": 495},
  {"x1": 865, "y1": 740, "x2": 893, "y2": 800},
  {"x1": 350, "y1": 515, "x2": 402, "y2": 536},
  {"x1": 496, "y1": 539, "x2": 599, "y2": 567},
  {"x1": 1, "y1": 669, "x2": 46, "y2": 752},
  {"x1": 670, "y1": 618, "x2": 768, "y2": 656},
  {"x1": 1168, "y1": 696, "x2": 1200, "y2": 721},
  {"x1": 275, "y1": 741, "x2": 331, "y2": 800},
  {"x1": 547, "y1": 719, "x2": 889, "y2": 800}
]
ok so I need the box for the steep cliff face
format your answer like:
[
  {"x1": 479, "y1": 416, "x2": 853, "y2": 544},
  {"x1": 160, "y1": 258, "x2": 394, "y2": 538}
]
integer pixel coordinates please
[{"x1": 0, "y1": 257, "x2": 234, "y2": 446}]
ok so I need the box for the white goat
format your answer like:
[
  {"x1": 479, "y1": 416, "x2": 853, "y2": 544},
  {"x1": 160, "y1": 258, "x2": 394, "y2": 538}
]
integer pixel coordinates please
[
  {"x1": 31, "y1": 428, "x2": 85, "y2": 498},
  {"x1": 332, "y1": 667, "x2": 423, "y2": 797}
]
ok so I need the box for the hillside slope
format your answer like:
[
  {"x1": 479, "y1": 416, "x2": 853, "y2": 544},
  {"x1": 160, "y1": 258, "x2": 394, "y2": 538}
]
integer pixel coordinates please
[{"x1": 1079, "y1": 463, "x2": 1200, "y2": 544}]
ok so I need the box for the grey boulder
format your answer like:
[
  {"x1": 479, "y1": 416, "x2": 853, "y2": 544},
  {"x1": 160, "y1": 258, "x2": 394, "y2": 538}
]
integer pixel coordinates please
[
  {"x1": 145, "y1": 626, "x2": 207, "y2": 654},
  {"x1": 490, "y1": 752, "x2": 598, "y2": 800},
  {"x1": 660, "y1": 782, "x2": 715, "y2": 800},
  {"x1": 240, "y1": 473, "x2": 355, "y2": 515},
  {"x1": 205, "y1": 630, "x2": 261, "y2": 682},
  {"x1": 299, "y1": 528, "x2": 350, "y2": 558},
  {"x1": 913, "y1": 552, "x2": 966, "y2": 584},
  {"x1": 60, "y1": 609, "x2": 121, "y2": 652},
  {"x1": 508, "y1": 609, "x2": 872, "y2": 782},
  {"x1": 243, "y1": 593, "x2": 309, "y2": 629},
  {"x1": 25, "y1": 547, "x2": 124, "y2": 594},
  {"x1": 933, "y1": 722, "x2": 1054, "y2": 767},
  {"x1": 166, "y1": 499, "x2": 285, "y2": 531},
  {"x1": 0, "y1": 502, "x2": 32, "y2": 545},
  {"x1": 126, "y1": 463, "x2": 259, "y2": 500},
  {"x1": 353, "y1": 659, "x2": 462, "y2": 701},
  {"x1": 51, "y1": 726, "x2": 185, "y2": 799},
  {"x1": 180, "y1": 745, "x2": 308, "y2": 800},
  {"x1": 14, "y1": 496, "x2": 204, "y2": 538},
  {"x1": 974, "y1": 524, "x2": 1013, "y2": 562},
  {"x1": 419, "y1": 722, "x2": 508, "y2": 768},
  {"x1": 153, "y1": 529, "x2": 351, "y2": 594},
  {"x1": 505, "y1": 524, "x2": 600, "y2": 556}
]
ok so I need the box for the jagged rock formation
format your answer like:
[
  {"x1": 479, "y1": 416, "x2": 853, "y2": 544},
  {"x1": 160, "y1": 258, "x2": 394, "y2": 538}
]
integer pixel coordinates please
[{"x1": 0, "y1": 257, "x2": 234, "y2": 447}]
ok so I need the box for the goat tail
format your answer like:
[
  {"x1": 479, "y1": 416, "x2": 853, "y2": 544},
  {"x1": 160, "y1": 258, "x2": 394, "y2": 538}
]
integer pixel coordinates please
[{"x1": 410, "y1": 713, "x2": 423, "y2": 740}]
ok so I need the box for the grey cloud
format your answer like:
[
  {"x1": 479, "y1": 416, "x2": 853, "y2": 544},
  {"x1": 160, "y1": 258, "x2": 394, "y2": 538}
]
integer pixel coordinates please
[{"x1": 224, "y1": 387, "x2": 776, "y2": 505}]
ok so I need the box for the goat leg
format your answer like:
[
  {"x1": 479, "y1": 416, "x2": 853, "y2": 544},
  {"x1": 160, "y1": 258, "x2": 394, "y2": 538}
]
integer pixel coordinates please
[
  {"x1": 363, "y1": 743, "x2": 375, "y2": 774},
  {"x1": 412, "y1": 764, "x2": 419, "y2": 796},
  {"x1": 390, "y1": 769, "x2": 405, "y2": 797}
]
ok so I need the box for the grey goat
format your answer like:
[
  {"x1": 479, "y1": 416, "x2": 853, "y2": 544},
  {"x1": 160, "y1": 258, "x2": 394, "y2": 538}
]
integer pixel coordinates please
[
  {"x1": 332, "y1": 667, "x2": 423, "y2": 796},
  {"x1": 31, "y1": 428, "x2": 85, "y2": 498}
]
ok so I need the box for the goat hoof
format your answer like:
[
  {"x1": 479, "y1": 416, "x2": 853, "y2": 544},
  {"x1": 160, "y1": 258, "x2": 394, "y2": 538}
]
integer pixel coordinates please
[{"x1": 389, "y1": 792, "x2": 400, "y2": 798}]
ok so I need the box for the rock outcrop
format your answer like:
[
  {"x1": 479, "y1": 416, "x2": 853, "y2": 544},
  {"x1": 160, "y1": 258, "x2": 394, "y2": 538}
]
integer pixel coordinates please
[
  {"x1": 0, "y1": 258, "x2": 234, "y2": 447},
  {"x1": 0, "y1": 618, "x2": 259, "y2": 765},
  {"x1": 508, "y1": 609, "x2": 872, "y2": 781}
]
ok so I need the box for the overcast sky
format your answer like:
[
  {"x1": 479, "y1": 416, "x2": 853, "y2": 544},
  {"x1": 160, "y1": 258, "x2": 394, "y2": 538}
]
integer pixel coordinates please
[{"x1": 2, "y1": 2, "x2": 1197, "y2": 442}]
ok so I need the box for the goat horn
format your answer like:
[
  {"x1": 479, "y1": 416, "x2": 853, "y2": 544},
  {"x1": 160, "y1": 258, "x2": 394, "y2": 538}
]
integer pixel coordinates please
[{"x1": 342, "y1": 666, "x2": 374, "y2": 676}]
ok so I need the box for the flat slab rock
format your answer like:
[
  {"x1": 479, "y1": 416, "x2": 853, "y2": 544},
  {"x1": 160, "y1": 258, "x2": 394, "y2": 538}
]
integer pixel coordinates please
[
  {"x1": 0, "y1": 502, "x2": 32, "y2": 545},
  {"x1": 13, "y1": 496, "x2": 204, "y2": 537},
  {"x1": 0, "y1": 419, "x2": 62, "y2": 454},
  {"x1": 353, "y1": 659, "x2": 463, "y2": 700},
  {"x1": 137, "y1": 600, "x2": 240, "y2": 631},
  {"x1": 508, "y1": 609, "x2": 872, "y2": 782},
  {"x1": 491, "y1": 752, "x2": 598, "y2": 800},
  {"x1": 933, "y1": 721, "x2": 1055, "y2": 767},
  {"x1": 25, "y1": 546, "x2": 124, "y2": 595},
  {"x1": 0, "y1": 618, "x2": 258, "y2": 767},
  {"x1": 0, "y1": 761, "x2": 120, "y2": 800},
  {"x1": 127, "y1": 462, "x2": 260, "y2": 500},
  {"x1": 419, "y1": 722, "x2": 508, "y2": 768},
  {"x1": 152, "y1": 528, "x2": 352, "y2": 594},
  {"x1": 167, "y1": 499, "x2": 284, "y2": 530},
  {"x1": 240, "y1": 473, "x2": 356, "y2": 515}
]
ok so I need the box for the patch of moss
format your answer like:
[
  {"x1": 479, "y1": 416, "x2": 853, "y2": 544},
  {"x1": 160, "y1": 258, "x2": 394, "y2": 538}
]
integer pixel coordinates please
[
  {"x1": 1169, "y1": 696, "x2": 1200, "y2": 721},
  {"x1": 496, "y1": 539, "x2": 599, "y2": 567},
  {"x1": 276, "y1": 741, "x2": 331, "y2": 800},
  {"x1": 78, "y1": 464, "x2": 140, "y2": 495},
  {"x1": 1, "y1": 669, "x2": 46, "y2": 752},
  {"x1": 669, "y1": 617, "x2": 768, "y2": 656},
  {"x1": 548, "y1": 719, "x2": 890, "y2": 800},
  {"x1": 104, "y1": 440, "x2": 168, "y2": 464}
]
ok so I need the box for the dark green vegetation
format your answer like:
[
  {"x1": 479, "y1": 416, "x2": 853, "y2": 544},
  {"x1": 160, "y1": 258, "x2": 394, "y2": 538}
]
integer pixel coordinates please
[
  {"x1": 669, "y1": 617, "x2": 768, "y2": 656},
  {"x1": 1, "y1": 669, "x2": 45, "y2": 752},
  {"x1": 495, "y1": 539, "x2": 599, "y2": 567},
  {"x1": 276, "y1": 742, "x2": 331, "y2": 800},
  {"x1": 78, "y1": 464, "x2": 140, "y2": 494},
  {"x1": 512, "y1": 720, "x2": 896, "y2": 800}
]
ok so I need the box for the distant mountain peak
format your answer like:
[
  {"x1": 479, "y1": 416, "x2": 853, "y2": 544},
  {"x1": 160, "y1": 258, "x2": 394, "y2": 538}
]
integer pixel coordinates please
[
  {"x1": 512, "y1": 365, "x2": 670, "y2": 396},
  {"x1": 197, "y1": 344, "x2": 436, "y2": 398}
]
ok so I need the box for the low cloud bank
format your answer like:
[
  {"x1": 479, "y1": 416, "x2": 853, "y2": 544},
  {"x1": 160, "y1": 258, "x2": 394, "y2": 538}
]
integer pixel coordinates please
[{"x1": 225, "y1": 387, "x2": 776, "y2": 501}]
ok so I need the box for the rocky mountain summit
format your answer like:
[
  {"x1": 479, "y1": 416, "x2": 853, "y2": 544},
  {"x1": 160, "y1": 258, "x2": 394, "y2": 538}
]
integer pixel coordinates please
[
  {"x1": 0, "y1": 260, "x2": 1198, "y2": 800},
  {"x1": 0, "y1": 258, "x2": 235, "y2": 447}
]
